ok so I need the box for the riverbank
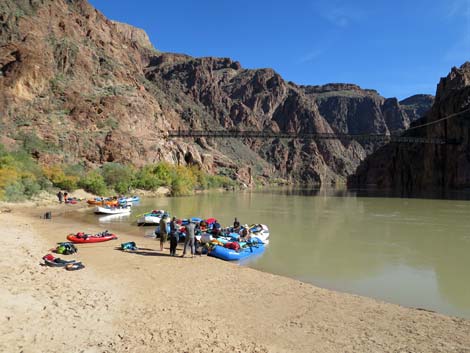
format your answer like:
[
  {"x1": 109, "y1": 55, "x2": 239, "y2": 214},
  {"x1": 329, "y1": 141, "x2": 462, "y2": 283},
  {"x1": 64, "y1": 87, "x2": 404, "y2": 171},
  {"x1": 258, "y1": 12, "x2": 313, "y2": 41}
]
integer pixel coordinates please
[{"x1": 1, "y1": 203, "x2": 470, "y2": 353}]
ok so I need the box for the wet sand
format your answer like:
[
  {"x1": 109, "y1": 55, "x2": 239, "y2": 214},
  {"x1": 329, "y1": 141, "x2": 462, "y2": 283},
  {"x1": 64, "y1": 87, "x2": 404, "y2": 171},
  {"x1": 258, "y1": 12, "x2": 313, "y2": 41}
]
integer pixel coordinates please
[{"x1": 1, "y1": 202, "x2": 470, "y2": 353}]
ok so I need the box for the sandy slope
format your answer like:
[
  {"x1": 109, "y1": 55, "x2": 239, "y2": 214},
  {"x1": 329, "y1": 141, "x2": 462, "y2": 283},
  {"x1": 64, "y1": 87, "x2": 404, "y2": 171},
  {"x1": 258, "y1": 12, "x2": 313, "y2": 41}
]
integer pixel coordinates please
[{"x1": 1, "y1": 204, "x2": 470, "y2": 353}]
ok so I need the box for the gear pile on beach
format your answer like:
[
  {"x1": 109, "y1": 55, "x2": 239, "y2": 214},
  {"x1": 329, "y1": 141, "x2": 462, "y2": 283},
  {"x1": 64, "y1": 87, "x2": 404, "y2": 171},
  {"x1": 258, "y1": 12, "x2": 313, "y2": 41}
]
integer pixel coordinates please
[
  {"x1": 41, "y1": 230, "x2": 119, "y2": 271},
  {"x1": 39, "y1": 202, "x2": 270, "y2": 268},
  {"x1": 151, "y1": 213, "x2": 270, "y2": 261}
]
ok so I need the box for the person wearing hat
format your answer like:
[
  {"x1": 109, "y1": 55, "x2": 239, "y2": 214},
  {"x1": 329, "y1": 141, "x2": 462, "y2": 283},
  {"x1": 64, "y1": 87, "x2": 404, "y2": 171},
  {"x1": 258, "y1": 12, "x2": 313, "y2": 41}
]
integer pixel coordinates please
[{"x1": 159, "y1": 214, "x2": 169, "y2": 251}]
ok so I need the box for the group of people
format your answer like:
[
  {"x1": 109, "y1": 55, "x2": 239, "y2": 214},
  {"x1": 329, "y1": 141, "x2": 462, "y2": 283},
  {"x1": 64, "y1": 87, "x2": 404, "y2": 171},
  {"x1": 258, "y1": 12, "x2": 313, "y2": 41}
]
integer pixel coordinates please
[
  {"x1": 56, "y1": 191, "x2": 68, "y2": 203},
  {"x1": 158, "y1": 216, "x2": 250, "y2": 258},
  {"x1": 158, "y1": 215, "x2": 197, "y2": 257}
]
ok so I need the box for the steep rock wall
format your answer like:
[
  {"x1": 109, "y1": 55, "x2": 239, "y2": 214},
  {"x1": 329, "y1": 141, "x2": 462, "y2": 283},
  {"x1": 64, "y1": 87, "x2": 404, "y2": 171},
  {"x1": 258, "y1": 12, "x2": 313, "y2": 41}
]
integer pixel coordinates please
[{"x1": 349, "y1": 63, "x2": 470, "y2": 192}]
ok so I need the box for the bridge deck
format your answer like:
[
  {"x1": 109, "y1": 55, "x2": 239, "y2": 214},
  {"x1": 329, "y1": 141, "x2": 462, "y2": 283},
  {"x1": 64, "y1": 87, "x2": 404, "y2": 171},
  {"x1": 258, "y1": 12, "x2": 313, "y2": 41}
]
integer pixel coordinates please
[{"x1": 166, "y1": 130, "x2": 456, "y2": 145}]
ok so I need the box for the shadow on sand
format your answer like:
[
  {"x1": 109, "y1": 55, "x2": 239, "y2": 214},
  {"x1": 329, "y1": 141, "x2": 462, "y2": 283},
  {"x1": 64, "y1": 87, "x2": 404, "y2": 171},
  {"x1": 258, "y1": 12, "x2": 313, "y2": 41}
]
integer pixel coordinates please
[{"x1": 114, "y1": 247, "x2": 174, "y2": 257}]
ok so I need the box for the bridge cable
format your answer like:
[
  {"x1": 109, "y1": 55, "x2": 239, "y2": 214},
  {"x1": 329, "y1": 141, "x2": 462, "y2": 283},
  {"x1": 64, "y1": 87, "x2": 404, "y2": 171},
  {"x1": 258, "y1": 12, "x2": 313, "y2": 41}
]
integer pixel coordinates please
[{"x1": 405, "y1": 106, "x2": 470, "y2": 132}]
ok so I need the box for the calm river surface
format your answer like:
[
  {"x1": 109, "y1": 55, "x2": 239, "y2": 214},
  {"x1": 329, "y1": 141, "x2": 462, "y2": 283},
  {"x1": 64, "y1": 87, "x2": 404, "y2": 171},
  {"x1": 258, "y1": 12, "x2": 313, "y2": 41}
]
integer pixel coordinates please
[{"x1": 69, "y1": 189, "x2": 470, "y2": 319}]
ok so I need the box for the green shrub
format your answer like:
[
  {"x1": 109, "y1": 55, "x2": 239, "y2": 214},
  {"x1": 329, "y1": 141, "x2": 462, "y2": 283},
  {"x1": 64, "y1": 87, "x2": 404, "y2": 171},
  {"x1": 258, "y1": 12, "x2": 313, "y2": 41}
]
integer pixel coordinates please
[
  {"x1": 64, "y1": 163, "x2": 86, "y2": 178},
  {"x1": 0, "y1": 168, "x2": 20, "y2": 200},
  {"x1": 101, "y1": 162, "x2": 135, "y2": 193},
  {"x1": 206, "y1": 175, "x2": 236, "y2": 189},
  {"x1": 0, "y1": 141, "x2": 237, "y2": 200},
  {"x1": 170, "y1": 166, "x2": 197, "y2": 196},
  {"x1": 134, "y1": 163, "x2": 173, "y2": 190},
  {"x1": 17, "y1": 132, "x2": 58, "y2": 154},
  {"x1": 134, "y1": 167, "x2": 161, "y2": 190},
  {"x1": 4, "y1": 181, "x2": 26, "y2": 201},
  {"x1": 11, "y1": 150, "x2": 35, "y2": 168},
  {"x1": 79, "y1": 171, "x2": 107, "y2": 195},
  {"x1": 42, "y1": 165, "x2": 79, "y2": 191},
  {"x1": 21, "y1": 176, "x2": 41, "y2": 197},
  {"x1": 0, "y1": 155, "x2": 16, "y2": 169},
  {"x1": 189, "y1": 166, "x2": 208, "y2": 190}
]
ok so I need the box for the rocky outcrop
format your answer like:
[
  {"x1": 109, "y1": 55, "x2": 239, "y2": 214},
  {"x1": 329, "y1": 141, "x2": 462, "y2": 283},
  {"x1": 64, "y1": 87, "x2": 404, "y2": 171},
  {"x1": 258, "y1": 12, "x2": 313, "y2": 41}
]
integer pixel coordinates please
[
  {"x1": 399, "y1": 94, "x2": 435, "y2": 122},
  {"x1": 305, "y1": 85, "x2": 433, "y2": 135},
  {"x1": 112, "y1": 21, "x2": 155, "y2": 50},
  {"x1": 349, "y1": 63, "x2": 470, "y2": 192},
  {"x1": 0, "y1": 0, "x2": 434, "y2": 186}
]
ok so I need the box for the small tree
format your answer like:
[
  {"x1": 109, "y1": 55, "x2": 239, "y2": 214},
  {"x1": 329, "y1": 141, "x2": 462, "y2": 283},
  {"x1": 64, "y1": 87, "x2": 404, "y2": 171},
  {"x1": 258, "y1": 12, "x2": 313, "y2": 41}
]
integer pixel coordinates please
[
  {"x1": 134, "y1": 162, "x2": 173, "y2": 190},
  {"x1": 42, "y1": 165, "x2": 79, "y2": 191},
  {"x1": 79, "y1": 170, "x2": 107, "y2": 195},
  {"x1": 101, "y1": 163, "x2": 135, "y2": 193},
  {"x1": 170, "y1": 166, "x2": 197, "y2": 196}
]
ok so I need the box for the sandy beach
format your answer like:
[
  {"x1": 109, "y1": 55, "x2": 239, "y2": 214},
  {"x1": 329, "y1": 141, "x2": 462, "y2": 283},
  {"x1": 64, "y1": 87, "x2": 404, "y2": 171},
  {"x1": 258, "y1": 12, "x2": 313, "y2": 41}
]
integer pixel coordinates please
[{"x1": 1, "y1": 202, "x2": 470, "y2": 353}]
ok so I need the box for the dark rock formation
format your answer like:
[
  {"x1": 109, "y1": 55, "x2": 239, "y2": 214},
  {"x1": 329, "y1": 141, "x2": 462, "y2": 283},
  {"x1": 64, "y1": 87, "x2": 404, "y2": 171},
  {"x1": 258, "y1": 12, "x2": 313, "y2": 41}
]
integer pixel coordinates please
[{"x1": 349, "y1": 63, "x2": 470, "y2": 192}]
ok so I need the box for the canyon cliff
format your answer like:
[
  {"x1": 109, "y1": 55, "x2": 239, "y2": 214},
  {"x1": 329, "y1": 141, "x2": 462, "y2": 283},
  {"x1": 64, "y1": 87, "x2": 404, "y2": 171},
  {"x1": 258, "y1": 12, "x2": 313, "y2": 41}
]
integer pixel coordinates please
[
  {"x1": 349, "y1": 63, "x2": 470, "y2": 193},
  {"x1": 0, "y1": 0, "x2": 433, "y2": 185}
]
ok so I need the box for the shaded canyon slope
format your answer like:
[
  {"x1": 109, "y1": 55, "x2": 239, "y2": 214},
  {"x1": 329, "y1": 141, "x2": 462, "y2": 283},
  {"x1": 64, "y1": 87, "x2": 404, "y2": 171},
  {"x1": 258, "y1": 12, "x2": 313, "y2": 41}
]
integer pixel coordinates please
[
  {"x1": 0, "y1": 0, "x2": 433, "y2": 185},
  {"x1": 349, "y1": 62, "x2": 470, "y2": 193}
]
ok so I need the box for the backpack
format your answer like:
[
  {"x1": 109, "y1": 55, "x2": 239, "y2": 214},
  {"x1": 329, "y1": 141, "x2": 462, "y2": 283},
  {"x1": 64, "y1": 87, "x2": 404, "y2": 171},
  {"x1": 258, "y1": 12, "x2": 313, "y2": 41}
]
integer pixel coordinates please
[
  {"x1": 56, "y1": 242, "x2": 77, "y2": 255},
  {"x1": 120, "y1": 241, "x2": 137, "y2": 251}
]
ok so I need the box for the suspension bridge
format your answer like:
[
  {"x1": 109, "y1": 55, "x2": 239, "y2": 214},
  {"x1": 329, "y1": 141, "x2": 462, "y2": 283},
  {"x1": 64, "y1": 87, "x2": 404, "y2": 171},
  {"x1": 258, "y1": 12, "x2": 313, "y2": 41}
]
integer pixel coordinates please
[
  {"x1": 166, "y1": 129, "x2": 455, "y2": 144},
  {"x1": 165, "y1": 107, "x2": 470, "y2": 145}
]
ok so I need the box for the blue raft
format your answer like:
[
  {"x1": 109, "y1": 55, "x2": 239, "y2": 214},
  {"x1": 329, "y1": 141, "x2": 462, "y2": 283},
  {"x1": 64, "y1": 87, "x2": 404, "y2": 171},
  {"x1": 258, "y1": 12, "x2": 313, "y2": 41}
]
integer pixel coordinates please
[
  {"x1": 208, "y1": 243, "x2": 265, "y2": 261},
  {"x1": 119, "y1": 196, "x2": 140, "y2": 204}
]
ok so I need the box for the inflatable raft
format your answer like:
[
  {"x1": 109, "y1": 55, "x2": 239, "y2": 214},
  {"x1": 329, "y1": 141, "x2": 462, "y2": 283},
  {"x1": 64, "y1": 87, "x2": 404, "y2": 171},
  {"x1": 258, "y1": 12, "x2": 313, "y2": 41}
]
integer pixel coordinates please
[
  {"x1": 94, "y1": 205, "x2": 131, "y2": 215},
  {"x1": 87, "y1": 198, "x2": 119, "y2": 207},
  {"x1": 119, "y1": 196, "x2": 140, "y2": 204},
  {"x1": 208, "y1": 243, "x2": 265, "y2": 261},
  {"x1": 67, "y1": 232, "x2": 117, "y2": 243},
  {"x1": 137, "y1": 209, "x2": 166, "y2": 226},
  {"x1": 249, "y1": 224, "x2": 270, "y2": 244}
]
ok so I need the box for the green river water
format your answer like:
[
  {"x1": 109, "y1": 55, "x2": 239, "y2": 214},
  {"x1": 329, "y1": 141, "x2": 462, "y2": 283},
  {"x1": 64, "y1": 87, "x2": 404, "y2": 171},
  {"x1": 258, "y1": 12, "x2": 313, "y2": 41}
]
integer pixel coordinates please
[{"x1": 69, "y1": 189, "x2": 470, "y2": 319}]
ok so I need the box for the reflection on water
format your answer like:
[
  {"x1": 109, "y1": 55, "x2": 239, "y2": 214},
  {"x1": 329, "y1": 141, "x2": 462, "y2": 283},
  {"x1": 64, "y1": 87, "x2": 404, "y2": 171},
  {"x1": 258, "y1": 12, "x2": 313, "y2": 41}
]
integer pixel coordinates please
[
  {"x1": 97, "y1": 213, "x2": 131, "y2": 224},
  {"x1": 68, "y1": 188, "x2": 470, "y2": 319}
]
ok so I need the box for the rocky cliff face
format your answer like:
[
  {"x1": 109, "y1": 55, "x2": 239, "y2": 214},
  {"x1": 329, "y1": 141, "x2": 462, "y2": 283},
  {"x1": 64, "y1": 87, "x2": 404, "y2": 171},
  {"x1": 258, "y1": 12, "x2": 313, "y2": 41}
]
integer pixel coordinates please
[
  {"x1": 0, "y1": 0, "x2": 434, "y2": 186},
  {"x1": 399, "y1": 94, "x2": 435, "y2": 123},
  {"x1": 349, "y1": 63, "x2": 470, "y2": 192}
]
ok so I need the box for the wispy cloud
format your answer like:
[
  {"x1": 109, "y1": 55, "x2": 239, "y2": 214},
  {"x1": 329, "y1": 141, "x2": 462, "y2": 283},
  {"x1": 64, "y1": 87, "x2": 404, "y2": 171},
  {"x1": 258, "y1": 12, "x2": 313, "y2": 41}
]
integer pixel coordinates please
[
  {"x1": 445, "y1": 0, "x2": 470, "y2": 19},
  {"x1": 297, "y1": 49, "x2": 325, "y2": 64},
  {"x1": 312, "y1": 0, "x2": 366, "y2": 28}
]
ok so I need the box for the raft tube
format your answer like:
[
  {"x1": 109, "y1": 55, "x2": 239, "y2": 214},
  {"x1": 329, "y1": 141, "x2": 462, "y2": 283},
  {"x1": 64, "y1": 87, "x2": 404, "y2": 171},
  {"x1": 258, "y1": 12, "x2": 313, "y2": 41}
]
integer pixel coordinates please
[
  {"x1": 208, "y1": 243, "x2": 265, "y2": 261},
  {"x1": 66, "y1": 233, "x2": 117, "y2": 243}
]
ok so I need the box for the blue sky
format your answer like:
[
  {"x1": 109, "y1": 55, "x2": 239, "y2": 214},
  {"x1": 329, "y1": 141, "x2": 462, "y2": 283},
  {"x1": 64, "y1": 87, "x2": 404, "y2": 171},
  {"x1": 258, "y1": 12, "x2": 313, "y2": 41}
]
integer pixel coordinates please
[{"x1": 89, "y1": 0, "x2": 470, "y2": 99}]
